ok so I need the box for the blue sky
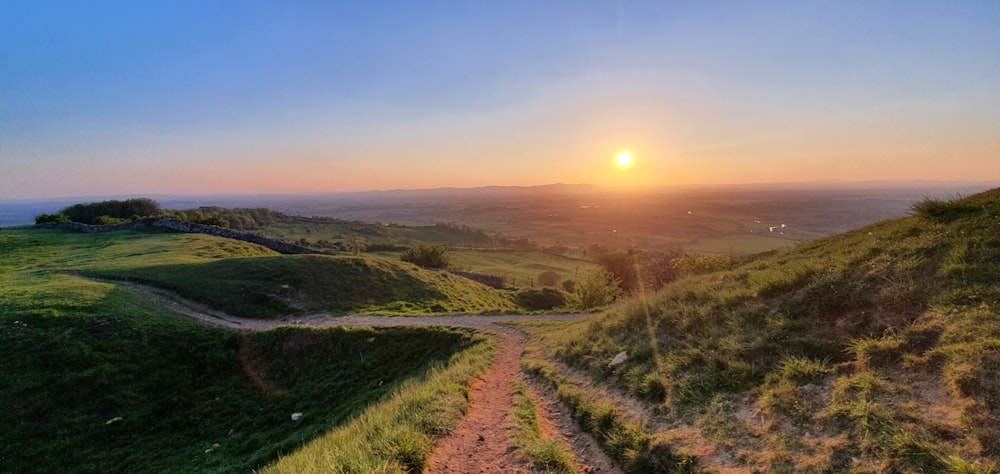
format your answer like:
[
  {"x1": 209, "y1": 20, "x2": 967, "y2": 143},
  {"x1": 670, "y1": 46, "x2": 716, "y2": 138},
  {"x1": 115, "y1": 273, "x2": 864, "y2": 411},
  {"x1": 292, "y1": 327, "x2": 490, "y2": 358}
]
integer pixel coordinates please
[{"x1": 2, "y1": 1, "x2": 998, "y2": 199}]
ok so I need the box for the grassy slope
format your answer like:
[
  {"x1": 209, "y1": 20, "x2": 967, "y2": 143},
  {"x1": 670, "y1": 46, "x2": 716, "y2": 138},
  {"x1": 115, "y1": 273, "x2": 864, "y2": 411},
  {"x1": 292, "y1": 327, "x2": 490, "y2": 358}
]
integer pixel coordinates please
[
  {"x1": 21, "y1": 220, "x2": 516, "y2": 318},
  {"x1": 528, "y1": 189, "x2": 1000, "y2": 472},
  {"x1": 87, "y1": 253, "x2": 517, "y2": 317},
  {"x1": 0, "y1": 228, "x2": 492, "y2": 472}
]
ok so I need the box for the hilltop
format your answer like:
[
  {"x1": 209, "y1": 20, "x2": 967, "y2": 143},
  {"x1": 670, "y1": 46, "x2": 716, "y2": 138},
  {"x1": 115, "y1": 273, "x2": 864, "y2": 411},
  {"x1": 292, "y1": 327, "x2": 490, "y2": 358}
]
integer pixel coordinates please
[{"x1": 519, "y1": 188, "x2": 1000, "y2": 472}]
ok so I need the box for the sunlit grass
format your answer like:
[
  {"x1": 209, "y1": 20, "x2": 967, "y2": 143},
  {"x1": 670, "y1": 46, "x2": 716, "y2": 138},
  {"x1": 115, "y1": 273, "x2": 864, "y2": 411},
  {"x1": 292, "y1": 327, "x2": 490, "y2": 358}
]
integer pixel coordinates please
[
  {"x1": 521, "y1": 188, "x2": 1000, "y2": 471},
  {"x1": 511, "y1": 382, "x2": 577, "y2": 473}
]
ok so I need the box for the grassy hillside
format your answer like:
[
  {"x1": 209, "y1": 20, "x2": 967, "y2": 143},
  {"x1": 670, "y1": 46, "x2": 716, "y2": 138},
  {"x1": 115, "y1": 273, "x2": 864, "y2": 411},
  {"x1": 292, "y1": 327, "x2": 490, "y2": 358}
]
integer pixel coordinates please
[
  {"x1": 523, "y1": 189, "x2": 1000, "y2": 472},
  {"x1": 0, "y1": 227, "x2": 494, "y2": 472},
  {"x1": 86, "y1": 253, "x2": 517, "y2": 317}
]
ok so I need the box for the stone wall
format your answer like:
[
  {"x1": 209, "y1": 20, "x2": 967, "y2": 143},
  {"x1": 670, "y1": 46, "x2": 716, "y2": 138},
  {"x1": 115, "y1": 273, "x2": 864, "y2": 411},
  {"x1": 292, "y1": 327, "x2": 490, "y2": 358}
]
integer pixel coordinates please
[{"x1": 37, "y1": 219, "x2": 320, "y2": 255}]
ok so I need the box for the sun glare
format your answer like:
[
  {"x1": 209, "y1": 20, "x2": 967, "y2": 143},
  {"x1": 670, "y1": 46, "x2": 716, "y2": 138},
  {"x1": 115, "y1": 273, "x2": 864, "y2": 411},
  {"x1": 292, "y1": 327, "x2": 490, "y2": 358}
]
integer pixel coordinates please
[{"x1": 616, "y1": 151, "x2": 634, "y2": 169}]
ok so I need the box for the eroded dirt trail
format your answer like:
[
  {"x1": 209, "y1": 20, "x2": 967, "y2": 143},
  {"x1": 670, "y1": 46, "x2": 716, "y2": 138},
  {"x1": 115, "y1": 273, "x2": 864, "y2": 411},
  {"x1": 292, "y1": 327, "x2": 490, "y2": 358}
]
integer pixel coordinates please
[
  {"x1": 99, "y1": 278, "x2": 620, "y2": 473},
  {"x1": 425, "y1": 331, "x2": 531, "y2": 473}
]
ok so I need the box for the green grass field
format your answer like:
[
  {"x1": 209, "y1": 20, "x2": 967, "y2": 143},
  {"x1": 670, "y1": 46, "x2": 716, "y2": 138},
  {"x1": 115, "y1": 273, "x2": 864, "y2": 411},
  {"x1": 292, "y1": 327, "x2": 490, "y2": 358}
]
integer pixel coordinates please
[
  {"x1": 0, "y1": 227, "x2": 498, "y2": 473},
  {"x1": 444, "y1": 249, "x2": 596, "y2": 288}
]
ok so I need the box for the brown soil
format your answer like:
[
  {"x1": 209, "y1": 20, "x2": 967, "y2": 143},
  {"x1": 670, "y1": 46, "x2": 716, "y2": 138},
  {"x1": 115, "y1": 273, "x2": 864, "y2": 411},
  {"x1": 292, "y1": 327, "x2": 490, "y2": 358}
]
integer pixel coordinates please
[
  {"x1": 425, "y1": 332, "x2": 531, "y2": 473},
  {"x1": 94, "y1": 277, "x2": 621, "y2": 473}
]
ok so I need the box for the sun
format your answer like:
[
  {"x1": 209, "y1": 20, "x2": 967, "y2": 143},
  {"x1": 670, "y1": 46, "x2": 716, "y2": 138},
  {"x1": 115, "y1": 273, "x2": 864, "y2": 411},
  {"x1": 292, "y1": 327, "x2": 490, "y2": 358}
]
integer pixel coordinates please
[{"x1": 615, "y1": 151, "x2": 634, "y2": 168}]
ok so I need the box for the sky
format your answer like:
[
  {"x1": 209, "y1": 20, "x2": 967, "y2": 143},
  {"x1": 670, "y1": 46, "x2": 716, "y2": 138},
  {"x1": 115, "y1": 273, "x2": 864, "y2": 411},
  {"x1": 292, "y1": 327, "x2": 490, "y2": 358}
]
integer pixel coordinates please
[{"x1": 1, "y1": 1, "x2": 998, "y2": 199}]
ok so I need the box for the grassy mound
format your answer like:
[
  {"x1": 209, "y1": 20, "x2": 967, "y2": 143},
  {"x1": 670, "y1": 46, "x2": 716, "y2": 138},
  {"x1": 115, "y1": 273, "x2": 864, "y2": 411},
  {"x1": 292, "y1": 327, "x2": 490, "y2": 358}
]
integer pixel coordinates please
[
  {"x1": 0, "y1": 228, "x2": 494, "y2": 472},
  {"x1": 534, "y1": 189, "x2": 1000, "y2": 472},
  {"x1": 87, "y1": 253, "x2": 517, "y2": 318}
]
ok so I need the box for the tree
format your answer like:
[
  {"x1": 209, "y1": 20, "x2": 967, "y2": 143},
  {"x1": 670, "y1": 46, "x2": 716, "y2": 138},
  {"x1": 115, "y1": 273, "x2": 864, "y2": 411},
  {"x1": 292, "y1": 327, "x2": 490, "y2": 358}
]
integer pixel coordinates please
[
  {"x1": 400, "y1": 244, "x2": 450, "y2": 269},
  {"x1": 575, "y1": 268, "x2": 622, "y2": 310}
]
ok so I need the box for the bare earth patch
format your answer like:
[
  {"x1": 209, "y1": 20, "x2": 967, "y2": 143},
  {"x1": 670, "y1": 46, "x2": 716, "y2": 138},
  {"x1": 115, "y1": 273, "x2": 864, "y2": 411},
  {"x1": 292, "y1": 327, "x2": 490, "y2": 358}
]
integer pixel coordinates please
[{"x1": 426, "y1": 332, "x2": 532, "y2": 473}]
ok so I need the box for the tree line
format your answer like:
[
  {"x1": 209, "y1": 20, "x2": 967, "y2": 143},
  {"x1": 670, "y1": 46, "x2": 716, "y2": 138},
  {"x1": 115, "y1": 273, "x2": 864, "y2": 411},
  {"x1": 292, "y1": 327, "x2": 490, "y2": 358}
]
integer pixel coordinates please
[{"x1": 35, "y1": 198, "x2": 281, "y2": 230}]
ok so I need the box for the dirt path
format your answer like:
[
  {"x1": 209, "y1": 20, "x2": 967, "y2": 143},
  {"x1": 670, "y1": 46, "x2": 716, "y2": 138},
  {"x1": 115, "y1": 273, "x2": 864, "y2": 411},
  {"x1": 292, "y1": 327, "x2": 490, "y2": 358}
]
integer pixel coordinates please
[
  {"x1": 102, "y1": 278, "x2": 621, "y2": 473},
  {"x1": 425, "y1": 331, "x2": 530, "y2": 473}
]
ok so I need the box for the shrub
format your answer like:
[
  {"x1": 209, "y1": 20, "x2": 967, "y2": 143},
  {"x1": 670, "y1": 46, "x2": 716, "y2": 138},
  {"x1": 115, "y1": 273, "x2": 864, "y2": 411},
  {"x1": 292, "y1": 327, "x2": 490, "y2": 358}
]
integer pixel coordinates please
[
  {"x1": 576, "y1": 268, "x2": 622, "y2": 310},
  {"x1": 561, "y1": 279, "x2": 576, "y2": 293},
  {"x1": 537, "y1": 271, "x2": 561, "y2": 287},
  {"x1": 94, "y1": 215, "x2": 128, "y2": 225},
  {"x1": 516, "y1": 288, "x2": 568, "y2": 311},
  {"x1": 597, "y1": 250, "x2": 642, "y2": 294},
  {"x1": 34, "y1": 213, "x2": 70, "y2": 224},
  {"x1": 400, "y1": 244, "x2": 450, "y2": 269}
]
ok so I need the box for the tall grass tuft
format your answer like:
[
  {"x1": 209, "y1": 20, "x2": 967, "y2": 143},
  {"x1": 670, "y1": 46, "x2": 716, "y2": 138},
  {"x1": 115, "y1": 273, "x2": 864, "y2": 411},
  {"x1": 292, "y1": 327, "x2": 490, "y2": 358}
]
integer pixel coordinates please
[{"x1": 511, "y1": 383, "x2": 578, "y2": 473}]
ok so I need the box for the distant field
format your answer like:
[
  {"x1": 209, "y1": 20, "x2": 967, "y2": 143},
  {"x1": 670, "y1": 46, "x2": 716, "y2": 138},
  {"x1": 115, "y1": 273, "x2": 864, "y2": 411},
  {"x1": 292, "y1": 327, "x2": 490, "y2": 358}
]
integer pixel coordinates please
[
  {"x1": 446, "y1": 249, "x2": 596, "y2": 288},
  {"x1": 258, "y1": 216, "x2": 493, "y2": 249}
]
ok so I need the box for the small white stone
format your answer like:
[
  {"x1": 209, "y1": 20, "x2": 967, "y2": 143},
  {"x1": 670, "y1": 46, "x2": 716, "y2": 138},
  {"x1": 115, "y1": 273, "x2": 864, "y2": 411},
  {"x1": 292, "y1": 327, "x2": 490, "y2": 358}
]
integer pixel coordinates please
[
  {"x1": 291, "y1": 412, "x2": 303, "y2": 421},
  {"x1": 609, "y1": 351, "x2": 628, "y2": 367}
]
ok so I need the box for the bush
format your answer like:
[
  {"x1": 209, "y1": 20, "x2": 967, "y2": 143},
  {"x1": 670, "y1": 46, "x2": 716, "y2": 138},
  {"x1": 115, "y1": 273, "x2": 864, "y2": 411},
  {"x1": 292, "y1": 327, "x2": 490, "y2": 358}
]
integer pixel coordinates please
[
  {"x1": 516, "y1": 288, "x2": 568, "y2": 311},
  {"x1": 576, "y1": 269, "x2": 622, "y2": 310},
  {"x1": 537, "y1": 271, "x2": 561, "y2": 287},
  {"x1": 597, "y1": 250, "x2": 641, "y2": 294},
  {"x1": 400, "y1": 244, "x2": 450, "y2": 269},
  {"x1": 561, "y1": 279, "x2": 576, "y2": 293},
  {"x1": 34, "y1": 213, "x2": 70, "y2": 224},
  {"x1": 94, "y1": 215, "x2": 128, "y2": 225}
]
